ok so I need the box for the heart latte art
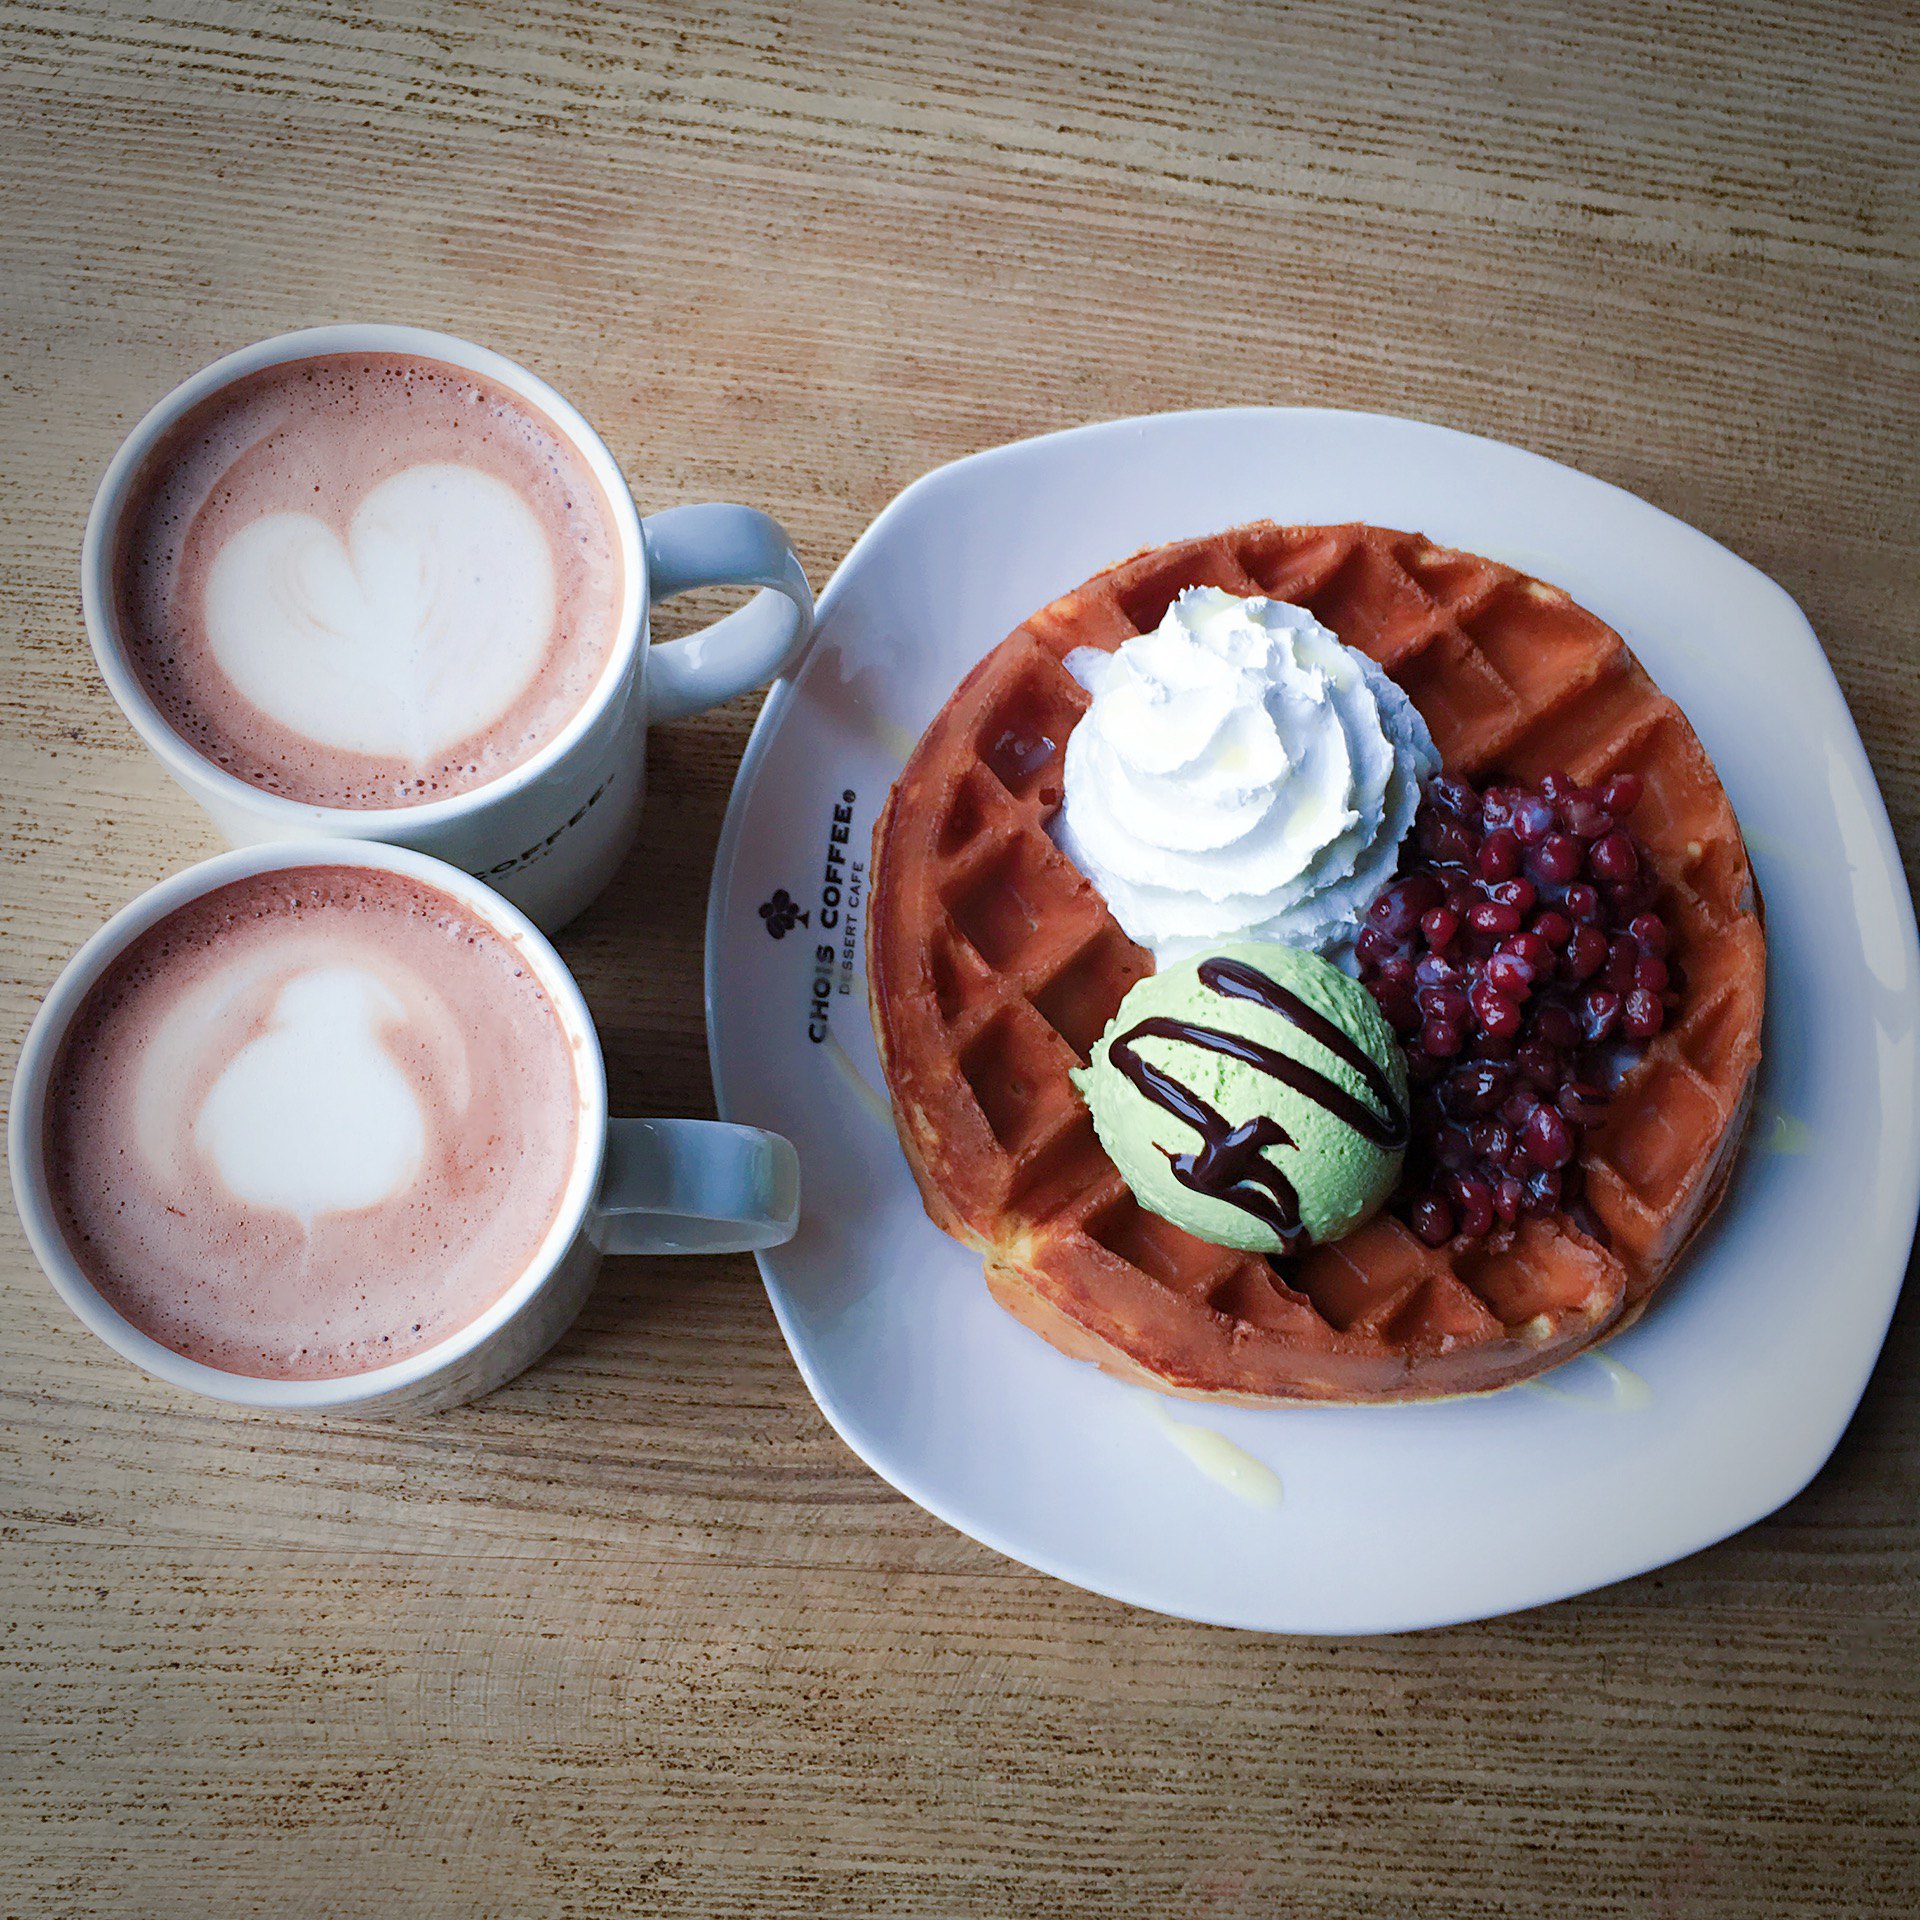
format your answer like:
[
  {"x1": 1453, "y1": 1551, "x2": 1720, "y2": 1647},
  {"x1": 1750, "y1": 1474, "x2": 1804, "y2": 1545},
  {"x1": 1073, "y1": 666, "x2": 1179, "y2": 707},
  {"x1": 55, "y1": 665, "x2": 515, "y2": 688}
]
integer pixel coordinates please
[
  {"x1": 204, "y1": 464, "x2": 558, "y2": 764},
  {"x1": 186, "y1": 966, "x2": 431, "y2": 1220},
  {"x1": 43, "y1": 867, "x2": 582, "y2": 1379},
  {"x1": 112, "y1": 353, "x2": 624, "y2": 809}
]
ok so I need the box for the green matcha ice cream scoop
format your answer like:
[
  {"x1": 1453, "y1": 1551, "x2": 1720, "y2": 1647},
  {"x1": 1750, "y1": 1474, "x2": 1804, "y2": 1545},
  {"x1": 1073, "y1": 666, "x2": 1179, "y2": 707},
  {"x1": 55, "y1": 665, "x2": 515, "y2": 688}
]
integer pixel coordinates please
[{"x1": 1071, "y1": 941, "x2": 1409, "y2": 1255}]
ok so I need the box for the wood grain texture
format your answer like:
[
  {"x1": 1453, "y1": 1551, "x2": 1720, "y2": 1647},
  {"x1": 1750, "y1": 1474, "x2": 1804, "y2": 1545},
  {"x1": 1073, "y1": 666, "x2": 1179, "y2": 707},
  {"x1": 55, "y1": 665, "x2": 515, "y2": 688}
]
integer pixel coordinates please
[{"x1": 2, "y1": 2, "x2": 1916, "y2": 1914}]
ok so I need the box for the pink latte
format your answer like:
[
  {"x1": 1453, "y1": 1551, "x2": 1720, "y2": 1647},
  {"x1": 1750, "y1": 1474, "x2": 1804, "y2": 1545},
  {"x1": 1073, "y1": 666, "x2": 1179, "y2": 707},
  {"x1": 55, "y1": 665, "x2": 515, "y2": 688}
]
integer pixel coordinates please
[
  {"x1": 111, "y1": 352, "x2": 624, "y2": 808},
  {"x1": 42, "y1": 867, "x2": 582, "y2": 1379}
]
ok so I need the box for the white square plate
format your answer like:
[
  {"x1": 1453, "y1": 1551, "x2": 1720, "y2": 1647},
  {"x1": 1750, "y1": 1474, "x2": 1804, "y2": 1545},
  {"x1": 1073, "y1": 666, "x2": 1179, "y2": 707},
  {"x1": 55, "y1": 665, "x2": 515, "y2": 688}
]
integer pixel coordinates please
[{"x1": 704, "y1": 409, "x2": 1918, "y2": 1632}]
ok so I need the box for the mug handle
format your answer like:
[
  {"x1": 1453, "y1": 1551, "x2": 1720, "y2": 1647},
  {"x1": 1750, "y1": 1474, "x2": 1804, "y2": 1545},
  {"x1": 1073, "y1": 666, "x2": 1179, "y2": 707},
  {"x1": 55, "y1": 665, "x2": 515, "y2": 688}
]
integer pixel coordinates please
[
  {"x1": 641, "y1": 504, "x2": 815, "y2": 722},
  {"x1": 588, "y1": 1117, "x2": 800, "y2": 1256}
]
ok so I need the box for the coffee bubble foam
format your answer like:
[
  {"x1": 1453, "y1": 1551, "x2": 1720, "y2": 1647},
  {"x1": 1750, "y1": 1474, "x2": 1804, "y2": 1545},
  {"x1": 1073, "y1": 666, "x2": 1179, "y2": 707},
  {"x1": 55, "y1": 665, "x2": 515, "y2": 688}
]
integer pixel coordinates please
[
  {"x1": 111, "y1": 353, "x2": 624, "y2": 809},
  {"x1": 43, "y1": 867, "x2": 582, "y2": 1380}
]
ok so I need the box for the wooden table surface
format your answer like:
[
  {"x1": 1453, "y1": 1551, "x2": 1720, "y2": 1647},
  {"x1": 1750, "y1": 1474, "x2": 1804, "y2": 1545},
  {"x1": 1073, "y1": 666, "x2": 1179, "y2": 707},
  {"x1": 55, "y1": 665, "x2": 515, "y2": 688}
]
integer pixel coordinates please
[{"x1": 3, "y1": 3, "x2": 1916, "y2": 1915}]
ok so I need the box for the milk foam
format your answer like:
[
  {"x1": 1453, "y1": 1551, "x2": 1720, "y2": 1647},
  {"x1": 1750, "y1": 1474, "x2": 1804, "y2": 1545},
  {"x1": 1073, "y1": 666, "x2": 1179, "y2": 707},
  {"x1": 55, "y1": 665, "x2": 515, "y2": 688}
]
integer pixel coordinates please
[
  {"x1": 204, "y1": 465, "x2": 558, "y2": 762},
  {"x1": 193, "y1": 968, "x2": 428, "y2": 1222},
  {"x1": 112, "y1": 354, "x2": 623, "y2": 809},
  {"x1": 44, "y1": 868, "x2": 580, "y2": 1379}
]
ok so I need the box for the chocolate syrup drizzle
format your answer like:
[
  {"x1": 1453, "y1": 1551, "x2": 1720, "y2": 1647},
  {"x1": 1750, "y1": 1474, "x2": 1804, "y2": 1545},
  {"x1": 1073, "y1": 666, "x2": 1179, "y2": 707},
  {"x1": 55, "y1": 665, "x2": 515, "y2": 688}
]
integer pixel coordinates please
[{"x1": 1106, "y1": 956, "x2": 1408, "y2": 1250}]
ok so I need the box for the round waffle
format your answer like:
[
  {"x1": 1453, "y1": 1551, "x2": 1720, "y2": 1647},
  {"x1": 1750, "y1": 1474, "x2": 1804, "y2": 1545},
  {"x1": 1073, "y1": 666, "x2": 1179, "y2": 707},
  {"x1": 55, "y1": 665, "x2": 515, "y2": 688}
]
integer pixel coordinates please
[{"x1": 868, "y1": 523, "x2": 1764, "y2": 1402}]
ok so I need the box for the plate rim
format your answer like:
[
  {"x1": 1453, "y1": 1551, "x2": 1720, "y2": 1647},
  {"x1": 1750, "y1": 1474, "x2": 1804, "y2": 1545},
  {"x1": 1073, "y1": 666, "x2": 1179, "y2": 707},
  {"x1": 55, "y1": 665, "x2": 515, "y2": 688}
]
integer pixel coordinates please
[{"x1": 704, "y1": 403, "x2": 1920, "y2": 1633}]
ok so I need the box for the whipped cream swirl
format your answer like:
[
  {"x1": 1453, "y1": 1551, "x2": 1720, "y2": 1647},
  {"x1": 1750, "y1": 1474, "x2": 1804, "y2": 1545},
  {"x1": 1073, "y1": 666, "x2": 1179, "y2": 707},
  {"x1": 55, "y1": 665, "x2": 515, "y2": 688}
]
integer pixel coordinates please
[{"x1": 1053, "y1": 588, "x2": 1437, "y2": 963}]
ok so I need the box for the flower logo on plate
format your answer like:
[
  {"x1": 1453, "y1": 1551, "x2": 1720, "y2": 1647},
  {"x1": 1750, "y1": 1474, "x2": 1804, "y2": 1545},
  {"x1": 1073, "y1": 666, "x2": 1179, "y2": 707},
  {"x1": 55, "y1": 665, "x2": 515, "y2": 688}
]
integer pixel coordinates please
[{"x1": 758, "y1": 889, "x2": 808, "y2": 939}]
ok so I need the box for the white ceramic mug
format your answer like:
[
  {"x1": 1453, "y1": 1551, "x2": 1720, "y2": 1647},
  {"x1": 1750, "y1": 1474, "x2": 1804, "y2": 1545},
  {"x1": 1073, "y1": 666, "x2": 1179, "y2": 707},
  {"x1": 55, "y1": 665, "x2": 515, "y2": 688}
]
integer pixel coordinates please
[
  {"x1": 80, "y1": 324, "x2": 815, "y2": 932},
  {"x1": 7, "y1": 841, "x2": 800, "y2": 1414}
]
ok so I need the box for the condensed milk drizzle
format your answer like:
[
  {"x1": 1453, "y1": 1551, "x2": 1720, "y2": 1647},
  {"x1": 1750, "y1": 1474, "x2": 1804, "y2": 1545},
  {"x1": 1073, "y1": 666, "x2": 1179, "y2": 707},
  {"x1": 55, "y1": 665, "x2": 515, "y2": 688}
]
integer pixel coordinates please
[
  {"x1": 1143, "y1": 1396, "x2": 1284, "y2": 1509},
  {"x1": 1107, "y1": 956, "x2": 1407, "y2": 1249}
]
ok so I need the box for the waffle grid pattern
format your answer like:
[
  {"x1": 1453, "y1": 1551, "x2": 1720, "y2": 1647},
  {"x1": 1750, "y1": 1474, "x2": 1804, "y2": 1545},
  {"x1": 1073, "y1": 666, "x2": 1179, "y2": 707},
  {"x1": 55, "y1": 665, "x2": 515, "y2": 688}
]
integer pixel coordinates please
[{"x1": 870, "y1": 524, "x2": 1763, "y2": 1401}]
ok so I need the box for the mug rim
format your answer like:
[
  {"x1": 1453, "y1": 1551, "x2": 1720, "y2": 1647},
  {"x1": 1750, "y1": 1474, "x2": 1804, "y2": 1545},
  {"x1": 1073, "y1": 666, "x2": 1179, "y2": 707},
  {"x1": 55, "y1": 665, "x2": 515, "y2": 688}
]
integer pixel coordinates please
[
  {"x1": 78, "y1": 322, "x2": 650, "y2": 832},
  {"x1": 7, "y1": 839, "x2": 611, "y2": 1409}
]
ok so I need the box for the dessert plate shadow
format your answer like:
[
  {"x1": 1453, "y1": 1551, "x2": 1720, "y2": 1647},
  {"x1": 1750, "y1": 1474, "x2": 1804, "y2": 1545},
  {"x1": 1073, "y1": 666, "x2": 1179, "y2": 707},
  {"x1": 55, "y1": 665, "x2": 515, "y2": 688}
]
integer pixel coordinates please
[{"x1": 704, "y1": 407, "x2": 1918, "y2": 1634}]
